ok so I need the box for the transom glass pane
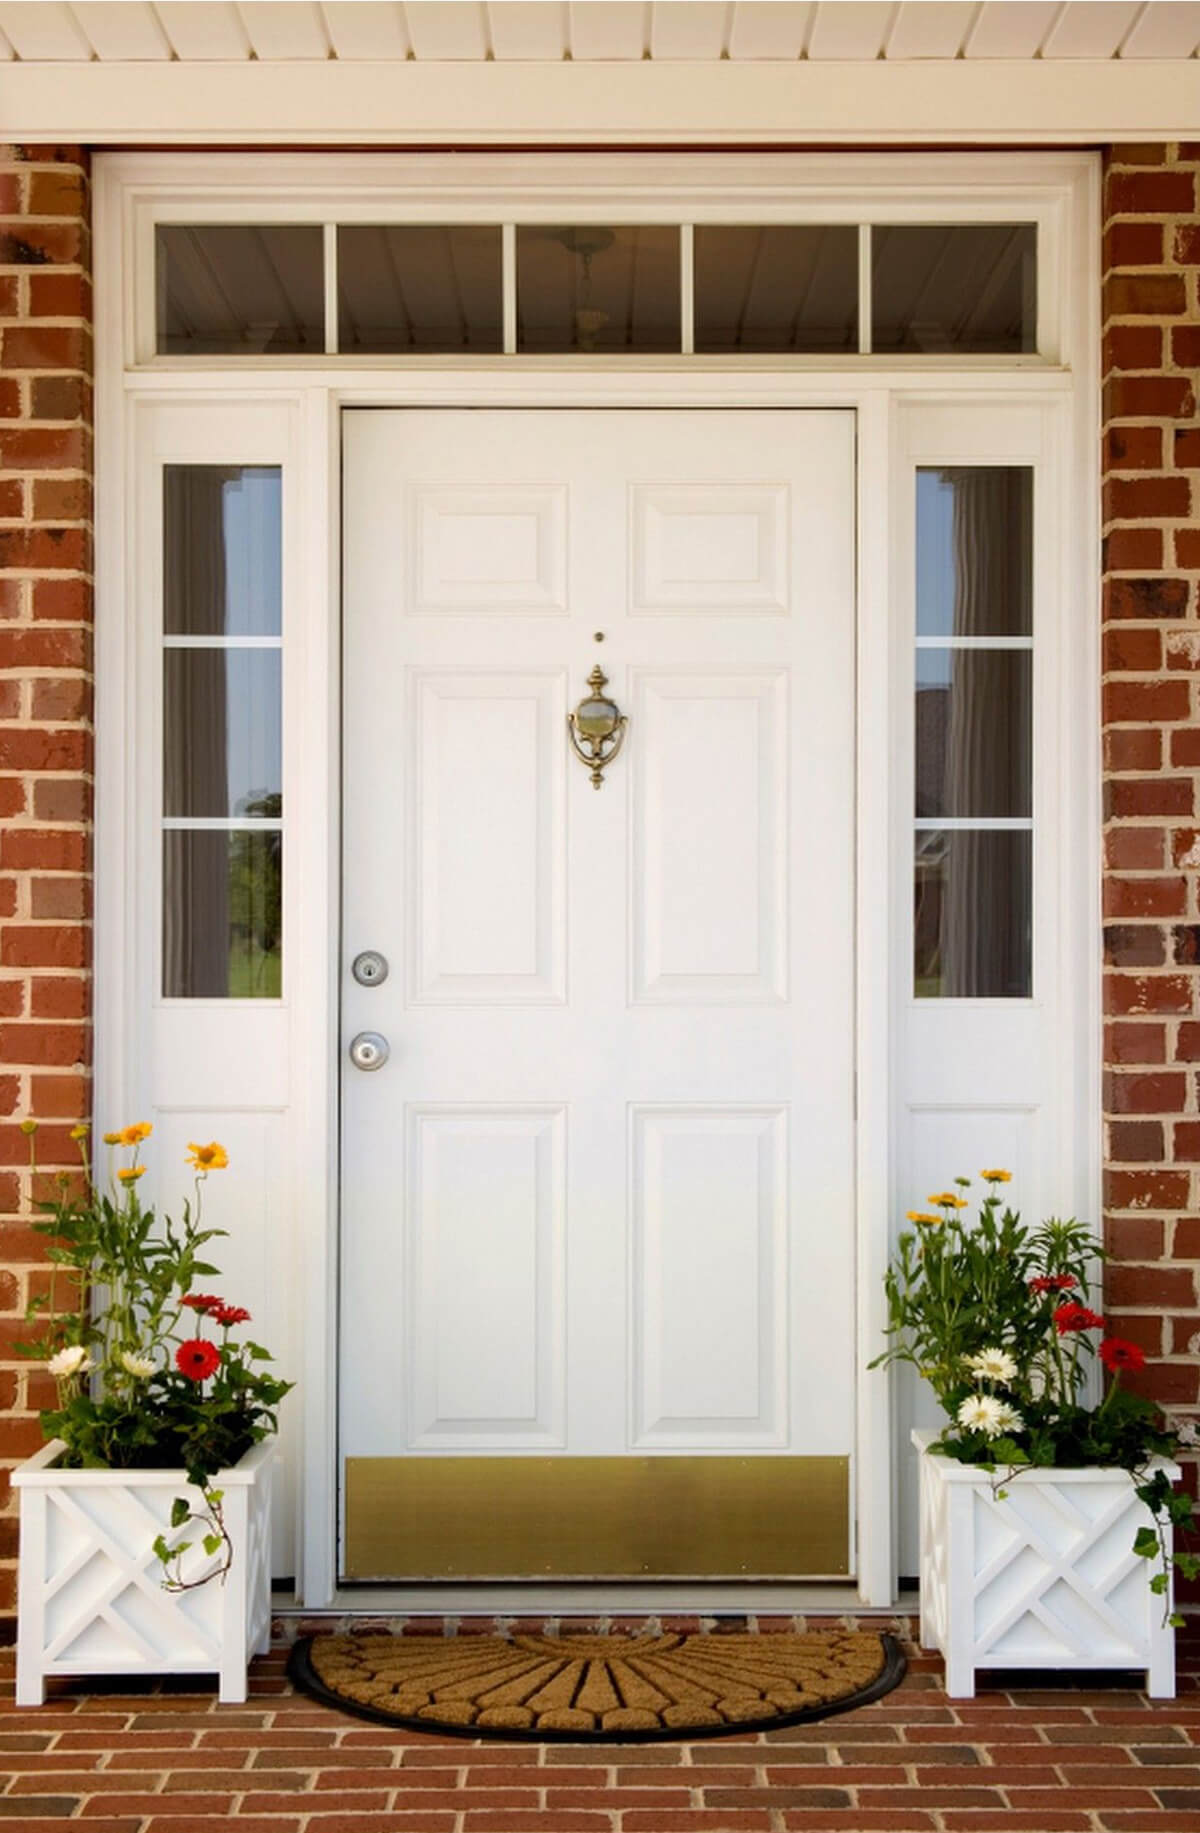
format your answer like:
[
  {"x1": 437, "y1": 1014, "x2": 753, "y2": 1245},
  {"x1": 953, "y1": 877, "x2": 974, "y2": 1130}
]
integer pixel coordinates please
[
  {"x1": 872, "y1": 224, "x2": 1037, "y2": 354},
  {"x1": 693, "y1": 226, "x2": 858, "y2": 353},
  {"x1": 516, "y1": 225, "x2": 680, "y2": 353},
  {"x1": 338, "y1": 225, "x2": 502, "y2": 353},
  {"x1": 156, "y1": 225, "x2": 324, "y2": 356}
]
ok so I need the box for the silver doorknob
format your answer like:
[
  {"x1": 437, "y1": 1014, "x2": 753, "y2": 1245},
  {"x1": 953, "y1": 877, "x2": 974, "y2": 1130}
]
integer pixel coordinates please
[{"x1": 349, "y1": 1031, "x2": 389, "y2": 1072}]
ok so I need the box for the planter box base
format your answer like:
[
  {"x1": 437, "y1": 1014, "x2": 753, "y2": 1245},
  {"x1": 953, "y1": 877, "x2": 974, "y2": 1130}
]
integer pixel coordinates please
[
  {"x1": 14, "y1": 1439, "x2": 275, "y2": 1706},
  {"x1": 913, "y1": 1430, "x2": 1178, "y2": 1701}
]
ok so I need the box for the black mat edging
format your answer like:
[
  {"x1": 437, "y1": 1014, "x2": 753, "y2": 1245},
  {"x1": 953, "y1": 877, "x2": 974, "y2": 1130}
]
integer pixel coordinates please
[{"x1": 286, "y1": 1630, "x2": 906, "y2": 1743}]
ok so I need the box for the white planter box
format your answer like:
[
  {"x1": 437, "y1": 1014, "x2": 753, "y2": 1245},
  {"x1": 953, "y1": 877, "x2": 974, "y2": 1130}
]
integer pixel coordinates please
[
  {"x1": 913, "y1": 1429, "x2": 1178, "y2": 1699},
  {"x1": 13, "y1": 1437, "x2": 274, "y2": 1706}
]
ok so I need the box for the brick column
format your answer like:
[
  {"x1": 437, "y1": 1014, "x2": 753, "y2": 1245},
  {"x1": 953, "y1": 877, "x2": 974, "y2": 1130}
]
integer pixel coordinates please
[
  {"x1": 1102, "y1": 144, "x2": 1200, "y2": 1476},
  {"x1": 0, "y1": 145, "x2": 93, "y2": 1623}
]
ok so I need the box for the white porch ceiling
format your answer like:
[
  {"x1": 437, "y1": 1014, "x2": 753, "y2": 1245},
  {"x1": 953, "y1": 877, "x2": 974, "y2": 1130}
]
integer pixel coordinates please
[
  {"x1": 2, "y1": 3, "x2": 1199, "y2": 65},
  {"x1": 0, "y1": 3, "x2": 1194, "y2": 65},
  {"x1": 2, "y1": 2, "x2": 1199, "y2": 143}
]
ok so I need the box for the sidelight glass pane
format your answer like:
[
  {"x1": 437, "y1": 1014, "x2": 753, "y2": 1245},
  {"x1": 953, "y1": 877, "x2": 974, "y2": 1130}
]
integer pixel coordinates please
[
  {"x1": 872, "y1": 224, "x2": 1037, "y2": 354},
  {"x1": 693, "y1": 225, "x2": 858, "y2": 353},
  {"x1": 164, "y1": 466, "x2": 282, "y2": 637},
  {"x1": 338, "y1": 225, "x2": 502, "y2": 353},
  {"x1": 164, "y1": 650, "x2": 282, "y2": 819},
  {"x1": 916, "y1": 467, "x2": 1032, "y2": 637},
  {"x1": 915, "y1": 829, "x2": 1031, "y2": 999},
  {"x1": 516, "y1": 225, "x2": 680, "y2": 352},
  {"x1": 916, "y1": 649, "x2": 1031, "y2": 820},
  {"x1": 156, "y1": 225, "x2": 325, "y2": 355},
  {"x1": 163, "y1": 830, "x2": 282, "y2": 999}
]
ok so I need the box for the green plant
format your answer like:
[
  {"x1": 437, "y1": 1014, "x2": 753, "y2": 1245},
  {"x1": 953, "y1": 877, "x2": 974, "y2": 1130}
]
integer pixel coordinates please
[
  {"x1": 871, "y1": 1172, "x2": 1199, "y2": 1625},
  {"x1": 18, "y1": 1121, "x2": 293, "y2": 1590}
]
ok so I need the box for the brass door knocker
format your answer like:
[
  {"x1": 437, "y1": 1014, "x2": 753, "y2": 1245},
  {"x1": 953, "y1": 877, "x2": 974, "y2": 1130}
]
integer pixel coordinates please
[{"x1": 567, "y1": 665, "x2": 628, "y2": 789}]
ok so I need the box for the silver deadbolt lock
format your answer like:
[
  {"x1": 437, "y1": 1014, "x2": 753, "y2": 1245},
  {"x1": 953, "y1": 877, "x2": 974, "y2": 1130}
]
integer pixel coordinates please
[
  {"x1": 352, "y1": 949, "x2": 389, "y2": 987},
  {"x1": 349, "y1": 1031, "x2": 389, "y2": 1072}
]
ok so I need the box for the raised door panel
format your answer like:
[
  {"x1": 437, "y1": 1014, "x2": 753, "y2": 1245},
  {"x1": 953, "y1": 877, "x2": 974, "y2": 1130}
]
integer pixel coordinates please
[
  {"x1": 631, "y1": 671, "x2": 786, "y2": 1004},
  {"x1": 631, "y1": 1106, "x2": 787, "y2": 1448},
  {"x1": 407, "y1": 1106, "x2": 566, "y2": 1447},
  {"x1": 408, "y1": 485, "x2": 568, "y2": 614},
  {"x1": 409, "y1": 670, "x2": 566, "y2": 1004},
  {"x1": 630, "y1": 484, "x2": 789, "y2": 614}
]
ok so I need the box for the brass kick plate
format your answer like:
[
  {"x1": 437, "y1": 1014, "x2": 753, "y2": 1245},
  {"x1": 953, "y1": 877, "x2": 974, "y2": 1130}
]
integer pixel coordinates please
[{"x1": 343, "y1": 1455, "x2": 849, "y2": 1580}]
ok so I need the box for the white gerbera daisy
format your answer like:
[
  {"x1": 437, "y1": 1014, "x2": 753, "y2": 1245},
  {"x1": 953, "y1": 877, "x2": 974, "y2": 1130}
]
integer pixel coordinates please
[
  {"x1": 957, "y1": 1394, "x2": 1006, "y2": 1436},
  {"x1": 990, "y1": 1401, "x2": 1025, "y2": 1434},
  {"x1": 119, "y1": 1350, "x2": 156, "y2": 1379},
  {"x1": 963, "y1": 1347, "x2": 1019, "y2": 1384},
  {"x1": 47, "y1": 1344, "x2": 93, "y2": 1380}
]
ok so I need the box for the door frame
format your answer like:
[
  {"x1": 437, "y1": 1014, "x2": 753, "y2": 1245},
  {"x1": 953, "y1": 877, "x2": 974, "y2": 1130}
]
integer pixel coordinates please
[{"x1": 92, "y1": 151, "x2": 1100, "y2": 1611}]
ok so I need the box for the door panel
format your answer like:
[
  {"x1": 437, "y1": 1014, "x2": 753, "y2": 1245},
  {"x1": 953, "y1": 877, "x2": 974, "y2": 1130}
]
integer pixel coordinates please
[{"x1": 340, "y1": 408, "x2": 857, "y2": 1579}]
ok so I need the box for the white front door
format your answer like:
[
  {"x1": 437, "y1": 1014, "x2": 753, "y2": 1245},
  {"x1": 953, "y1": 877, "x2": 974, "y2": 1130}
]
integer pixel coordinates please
[{"x1": 339, "y1": 408, "x2": 857, "y2": 1581}]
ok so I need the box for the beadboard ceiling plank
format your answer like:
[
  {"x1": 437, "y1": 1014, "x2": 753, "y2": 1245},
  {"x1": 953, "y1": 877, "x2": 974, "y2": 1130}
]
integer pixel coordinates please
[
  {"x1": 0, "y1": 2, "x2": 94, "y2": 59},
  {"x1": 886, "y1": 2, "x2": 977, "y2": 60},
  {"x1": 321, "y1": 3, "x2": 412, "y2": 61},
  {"x1": 237, "y1": 1, "x2": 330, "y2": 61},
  {"x1": 962, "y1": 3, "x2": 1061, "y2": 59},
  {"x1": 728, "y1": 2, "x2": 812, "y2": 60},
  {"x1": 1119, "y1": 2, "x2": 1200, "y2": 57},
  {"x1": 1041, "y1": 2, "x2": 1142, "y2": 58}
]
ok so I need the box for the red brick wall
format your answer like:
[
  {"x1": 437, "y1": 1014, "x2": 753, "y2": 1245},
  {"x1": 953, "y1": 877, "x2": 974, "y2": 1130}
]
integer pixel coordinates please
[
  {"x1": 1102, "y1": 142, "x2": 1200, "y2": 1478},
  {"x1": 0, "y1": 144, "x2": 93, "y2": 1620}
]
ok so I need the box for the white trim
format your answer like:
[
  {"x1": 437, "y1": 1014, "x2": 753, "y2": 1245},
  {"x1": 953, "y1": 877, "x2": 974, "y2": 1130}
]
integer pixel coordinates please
[
  {"x1": 92, "y1": 150, "x2": 1100, "y2": 1612},
  {"x1": 7, "y1": 57, "x2": 1200, "y2": 145}
]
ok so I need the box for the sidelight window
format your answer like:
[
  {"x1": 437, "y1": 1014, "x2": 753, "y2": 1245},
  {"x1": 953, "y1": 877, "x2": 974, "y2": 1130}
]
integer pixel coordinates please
[
  {"x1": 161, "y1": 465, "x2": 283, "y2": 999},
  {"x1": 913, "y1": 466, "x2": 1034, "y2": 999}
]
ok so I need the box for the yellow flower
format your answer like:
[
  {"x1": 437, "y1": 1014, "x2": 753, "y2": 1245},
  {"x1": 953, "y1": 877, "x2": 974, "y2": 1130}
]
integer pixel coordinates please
[
  {"x1": 981, "y1": 1168, "x2": 1012, "y2": 1183},
  {"x1": 102, "y1": 1131, "x2": 122, "y2": 1144},
  {"x1": 116, "y1": 1166, "x2": 146, "y2": 1183},
  {"x1": 19, "y1": 1119, "x2": 37, "y2": 1136},
  {"x1": 70, "y1": 1124, "x2": 89, "y2": 1140},
  {"x1": 909, "y1": 1212, "x2": 943, "y2": 1228},
  {"x1": 929, "y1": 1192, "x2": 968, "y2": 1209},
  {"x1": 186, "y1": 1140, "x2": 229, "y2": 1172},
  {"x1": 120, "y1": 1122, "x2": 153, "y2": 1145}
]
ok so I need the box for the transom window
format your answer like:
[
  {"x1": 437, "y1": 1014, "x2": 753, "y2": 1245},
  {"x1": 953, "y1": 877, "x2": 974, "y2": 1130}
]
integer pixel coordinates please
[{"x1": 155, "y1": 218, "x2": 1038, "y2": 359}]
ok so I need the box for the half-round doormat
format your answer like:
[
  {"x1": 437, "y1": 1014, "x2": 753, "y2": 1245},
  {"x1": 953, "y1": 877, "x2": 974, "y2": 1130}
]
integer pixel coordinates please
[{"x1": 288, "y1": 1628, "x2": 905, "y2": 1742}]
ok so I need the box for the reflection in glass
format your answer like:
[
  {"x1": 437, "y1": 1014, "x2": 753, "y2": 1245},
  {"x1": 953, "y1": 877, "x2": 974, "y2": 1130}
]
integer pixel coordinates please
[
  {"x1": 916, "y1": 467, "x2": 1032, "y2": 637},
  {"x1": 516, "y1": 226, "x2": 680, "y2": 352},
  {"x1": 694, "y1": 225, "x2": 858, "y2": 353},
  {"x1": 164, "y1": 467, "x2": 282, "y2": 637},
  {"x1": 915, "y1": 829, "x2": 1031, "y2": 999},
  {"x1": 163, "y1": 829, "x2": 282, "y2": 999},
  {"x1": 873, "y1": 224, "x2": 1037, "y2": 354},
  {"x1": 916, "y1": 649, "x2": 1031, "y2": 820},
  {"x1": 338, "y1": 225, "x2": 502, "y2": 353},
  {"x1": 164, "y1": 650, "x2": 282, "y2": 818},
  {"x1": 156, "y1": 225, "x2": 325, "y2": 355}
]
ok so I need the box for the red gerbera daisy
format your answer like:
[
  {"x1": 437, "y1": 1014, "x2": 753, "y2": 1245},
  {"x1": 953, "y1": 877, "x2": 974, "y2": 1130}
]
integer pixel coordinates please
[
  {"x1": 1053, "y1": 1301, "x2": 1104, "y2": 1335},
  {"x1": 1031, "y1": 1273, "x2": 1079, "y2": 1295},
  {"x1": 1099, "y1": 1336, "x2": 1146, "y2": 1374},
  {"x1": 212, "y1": 1303, "x2": 251, "y2": 1328},
  {"x1": 176, "y1": 1338, "x2": 221, "y2": 1381},
  {"x1": 181, "y1": 1293, "x2": 222, "y2": 1313}
]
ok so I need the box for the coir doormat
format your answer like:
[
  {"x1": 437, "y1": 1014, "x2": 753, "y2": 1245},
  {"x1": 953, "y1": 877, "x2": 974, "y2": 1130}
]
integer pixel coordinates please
[{"x1": 288, "y1": 1627, "x2": 905, "y2": 1741}]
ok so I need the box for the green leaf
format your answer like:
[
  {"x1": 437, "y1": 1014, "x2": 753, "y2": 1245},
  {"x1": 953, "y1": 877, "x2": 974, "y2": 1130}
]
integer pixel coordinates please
[
  {"x1": 1133, "y1": 1527, "x2": 1159, "y2": 1560},
  {"x1": 169, "y1": 1497, "x2": 191, "y2": 1528},
  {"x1": 152, "y1": 1535, "x2": 171, "y2": 1563},
  {"x1": 1149, "y1": 1572, "x2": 1168, "y2": 1595},
  {"x1": 202, "y1": 1534, "x2": 223, "y2": 1556},
  {"x1": 1169, "y1": 1613, "x2": 1185, "y2": 1629}
]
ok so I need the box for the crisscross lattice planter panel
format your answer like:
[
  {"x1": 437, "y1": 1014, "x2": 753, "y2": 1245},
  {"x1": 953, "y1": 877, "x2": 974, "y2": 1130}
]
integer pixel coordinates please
[
  {"x1": 14, "y1": 1439, "x2": 275, "y2": 1706},
  {"x1": 914, "y1": 1430, "x2": 1178, "y2": 1699}
]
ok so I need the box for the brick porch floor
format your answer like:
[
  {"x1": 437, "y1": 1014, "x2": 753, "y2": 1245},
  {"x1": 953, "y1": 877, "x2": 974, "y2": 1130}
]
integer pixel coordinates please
[{"x1": 2, "y1": 1615, "x2": 1199, "y2": 1832}]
